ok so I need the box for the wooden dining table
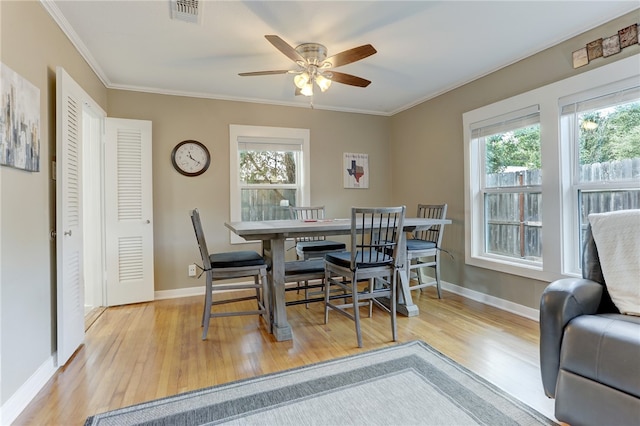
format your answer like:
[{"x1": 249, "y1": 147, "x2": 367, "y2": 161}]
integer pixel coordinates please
[{"x1": 225, "y1": 217, "x2": 451, "y2": 341}]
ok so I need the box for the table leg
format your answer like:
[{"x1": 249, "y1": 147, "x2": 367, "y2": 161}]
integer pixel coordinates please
[
  {"x1": 267, "y1": 238, "x2": 293, "y2": 341},
  {"x1": 396, "y1": 232, "x2": 419, "y2": 317},
  {"x1": 396, "y1": 269, "x2": 419, "y2": 317},
  {"x1": 377, "y1": 233, "x2": 420, "y2": 317}
]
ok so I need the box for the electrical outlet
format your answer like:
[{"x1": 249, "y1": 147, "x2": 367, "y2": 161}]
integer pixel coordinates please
[{"x1": 188, "y1": 264, "x2": 197, "y2": 277}]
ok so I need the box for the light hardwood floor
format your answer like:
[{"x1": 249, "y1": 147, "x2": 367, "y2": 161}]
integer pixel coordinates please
[{"x1": 14, "y1": 287, "x2": 558, "y2": 425}]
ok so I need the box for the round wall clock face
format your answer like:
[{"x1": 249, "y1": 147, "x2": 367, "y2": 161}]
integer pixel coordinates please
[{"x1": 171, "y1": 140, "x2": 210, "y2": 176}]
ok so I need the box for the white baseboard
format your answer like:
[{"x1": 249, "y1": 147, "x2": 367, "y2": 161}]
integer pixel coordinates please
[
  {"x1": 0, "y1": 354, "x2": 57, "y2": 425},
  {"x1": 154, "y1": 281, "x2": 540, "y2": 321},
  {"x1": 441, "y1": 280, "x2": 540, "y2": 321},
  {"x1": 154, "y1": 285, "x2": 205, "y2": 300}
]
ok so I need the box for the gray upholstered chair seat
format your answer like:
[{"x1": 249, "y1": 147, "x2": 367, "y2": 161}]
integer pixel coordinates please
[
  {"x1": 405, "y1": 239, "x2": 436, "y2": 251},
  {"x1": 209, "y1": 250, "x2": 265, "y2": 268},
  {"x1": 296, "y1": 240, "x2": 346, "y2": 253},
  {"x1": 325, "y1": 250, "x2": 393, "y2": 268},
  {"x1": 284, "y1": 258, "x2": 325, "y2": 275}
]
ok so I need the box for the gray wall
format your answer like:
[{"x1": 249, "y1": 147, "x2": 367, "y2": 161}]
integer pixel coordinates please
[
  {"x1": 106, "y1": 91, "x2": 392, "y2": 292},
  {"x1": 390, "y1": 10, "x2": 640, "y2": 307},
  {"x1": 0, "y1": 0, "x2": 107, "y2": 407},
  {"x1": 1, "y1": 0, "x2": 638, "y2": 411}
]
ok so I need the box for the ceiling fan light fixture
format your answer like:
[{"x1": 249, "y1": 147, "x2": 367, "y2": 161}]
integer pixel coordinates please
[
  {"x1": 301, "y1": 82, "x2": 314, "y2": 97},
  {"x1": 294, "y1": 72, "x2": 310, "y2": 89},
  {"x1": 315, "y1": 74, "x2": 332, "y2": 92},
  {"x1": 239, "y1": 35, "x2": 377, "y2": 101}
]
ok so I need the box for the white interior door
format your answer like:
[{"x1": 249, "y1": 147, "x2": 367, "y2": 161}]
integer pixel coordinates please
[
  {"x1": 104, "y1": 118, "x2": 154, "y2": 306},
  {"x1": 56, "y1": 67, "x2": 105, "y2": 366}
]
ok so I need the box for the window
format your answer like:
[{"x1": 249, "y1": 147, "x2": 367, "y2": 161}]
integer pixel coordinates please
[
  {"x1": 229, "y1": 125, "x2": 310, "y2": 243},
  {"x1": 479, "y1": 108, "x2": 542, "y2": 263},
  {"x1": 464, "y1": 54, "x2": 639, "y2": 281},
  {"x1": 560, "y1": 80, "x2": 640, "y2": 273},
  {"x1": 471, "y1": 106, "x2": 542, "y2": 266}
]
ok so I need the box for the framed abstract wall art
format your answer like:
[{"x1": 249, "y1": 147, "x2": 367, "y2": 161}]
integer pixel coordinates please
[
  {"x1": 343, "y1": 152, "x2": 369, "y2": 189},
  {"x1": 0, "y1": 62, "x2": 40, "y2": 172}
]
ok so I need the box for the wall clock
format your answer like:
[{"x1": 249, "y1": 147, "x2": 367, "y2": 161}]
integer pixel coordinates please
[{"x1": 171, "y1": 140, "x2": 210, "y2": 176}]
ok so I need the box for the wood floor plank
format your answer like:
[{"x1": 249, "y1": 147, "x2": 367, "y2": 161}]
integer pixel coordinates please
[{"x1": 13, "y1": 288, "x2": 558, "y2": 425}]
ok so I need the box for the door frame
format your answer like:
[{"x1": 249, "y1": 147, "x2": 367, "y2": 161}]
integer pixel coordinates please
[{"x1": 83, "y1": 105, "x2": 106, "y2": 311}]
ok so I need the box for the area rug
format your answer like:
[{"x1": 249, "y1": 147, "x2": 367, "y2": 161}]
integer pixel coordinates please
[{"x1": 85, "y1": 340, "x2": 556, "y2": 425}]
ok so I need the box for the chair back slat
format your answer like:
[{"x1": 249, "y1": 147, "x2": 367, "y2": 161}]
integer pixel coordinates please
[
  {"x1": 414, "y1": 204, "x2": 447, "y2": 245},
  {"x1": 190, "y1": 209, "x2": 212, "y2": 270},
  {"x1": 289, "y1": 206, "x2": 328, "y2": 242},
  {"x1": 351, "y1": 206, "x2": 405, "y2": 268}
]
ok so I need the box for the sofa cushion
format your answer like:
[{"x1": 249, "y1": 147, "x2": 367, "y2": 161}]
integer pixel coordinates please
[{"x1": 560, "y1": 313, "x2": 640, "y2": 399}]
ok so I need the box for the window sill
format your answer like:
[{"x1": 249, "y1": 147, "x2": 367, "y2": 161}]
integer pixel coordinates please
[{"x1": 465, "y1": 254, "x2": 565, "y2": 283}]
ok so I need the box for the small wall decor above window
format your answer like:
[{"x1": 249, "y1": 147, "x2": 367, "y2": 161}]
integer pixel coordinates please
[
  {"x1": 573, "y1": 23, "x2": 638, "y2": 68},
  {"x1": 0, "y1": 62, "x2": 40, "y2": 172}
]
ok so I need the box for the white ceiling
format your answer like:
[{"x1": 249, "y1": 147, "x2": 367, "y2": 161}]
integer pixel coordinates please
[{"x1": 46, "y1": 1, "x2": 638, "y2": 115}]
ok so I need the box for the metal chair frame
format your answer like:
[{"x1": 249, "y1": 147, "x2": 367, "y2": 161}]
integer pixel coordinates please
[
  {"x1": 190, "y1": 209, "x2": 270, "y2": 340},
  {"x1": 288, "y1": 206, "x2": 346, "y2": 306},
  {"x1": 406, "y1": 204, "x2": 447, "y2": 298},
  {"x1": 324, "y1": 206, "x2": 405, "y2": 348}
]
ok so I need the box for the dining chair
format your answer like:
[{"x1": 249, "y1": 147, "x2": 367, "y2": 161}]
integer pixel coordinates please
[
  {"x1": 190, "y1": 209, "x2": 270, "y2": 340},
  {"x1": 288, "y1": 206, "x2": 346, "y2": 305},
  {"x1": 406, "y1": 204, "x2": 448, "y2": 299},
  {"x1": 283, "y1": 258, "x2": 327, "y2": 307},
  {"x1": 288, "y1": 206, "x2": 347, "y2": 259},
  {"x1": 324, "y1": 206, "x2": 406, "y2": 348}
]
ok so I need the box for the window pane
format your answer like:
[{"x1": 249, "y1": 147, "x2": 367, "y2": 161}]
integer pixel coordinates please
[
  {"x1": 578, "y1": 99, "x2": 640, "y2": 183},
  {"x1": 578, "y1": 189, "x2": 640, "y2": 254},
  {"x1": 239, "y1": 150, "x2": 297, "y2": 184},
  {"x1": 241, "y1": 189, "x2": 297, "y2": 221},
  {"x1": 484, "y1": 192, "x2": 542, "y2": 261},
  {"x1": 484, "y1": 124, "x2": 541, "y2": 188}
]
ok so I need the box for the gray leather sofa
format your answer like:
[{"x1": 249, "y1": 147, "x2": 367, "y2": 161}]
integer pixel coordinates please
[{"x1": 539, "y1": 226, "x2": 640, "y2": 426}]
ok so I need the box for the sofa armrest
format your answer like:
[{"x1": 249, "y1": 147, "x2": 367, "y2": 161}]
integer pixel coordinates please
[{"x1": 539, "y1": 278, "x2": 603, "y2": 397}]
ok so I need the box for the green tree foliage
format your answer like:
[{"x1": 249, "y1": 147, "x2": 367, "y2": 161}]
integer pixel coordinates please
[
  {"x1": 240, "y1": 151, "x2": 296, "y2": 184},
  {"x1": 579, "y1": 102, "x2": 640, "y2": 165},
  {"x1": 485, "y1": 125, "x2": 541, "y2": 174},
  {"x1": 484, "y1": 100, "x2": 640, "y2": 174}
]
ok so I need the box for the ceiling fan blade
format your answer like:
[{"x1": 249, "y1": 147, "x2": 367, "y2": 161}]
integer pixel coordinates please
[
  {"x1": 325, "y1": 44, "x2": 376, "y2": 68},
  {"x1": 238, "y1": 70, "x2": 290, "y2": 76},
  {"x1": 265, "y1": 35, "x2": 305, "y2": 63},
  {"x1": 329, "y1": 71, "x2": 371, "y2": 87}
]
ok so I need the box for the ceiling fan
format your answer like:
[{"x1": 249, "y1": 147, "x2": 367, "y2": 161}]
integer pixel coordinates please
[{"x1": 239, "y1": 35, "x2": 377, "y2": 97}]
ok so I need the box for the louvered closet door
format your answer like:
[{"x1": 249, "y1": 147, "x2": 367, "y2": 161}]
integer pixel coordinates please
[
  {"x1": 105, "y1": 118, "x2": 154, "y2": 306},
  {"x1": 56, "y1": 67, "x2": 88, "y2": 366}
]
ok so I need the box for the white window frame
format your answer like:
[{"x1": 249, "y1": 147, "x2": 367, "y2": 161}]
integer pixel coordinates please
[
  {"x1": 559, "y1": 77, "x2": 640, "y2": 274},
  {"x1": 472, "y1": 105, "x2": 542, "y2": 267},
  {"x1": 229, "y1": 124, "x2": 310, "y2": 244},
  {"x1": 464, "y1": 54, "x2": 639, "y2": 282}
]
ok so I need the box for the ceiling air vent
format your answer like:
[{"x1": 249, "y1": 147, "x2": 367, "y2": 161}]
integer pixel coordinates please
[{"x1": 170, "y1": 0, "x2": 201, "y2": 24}]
